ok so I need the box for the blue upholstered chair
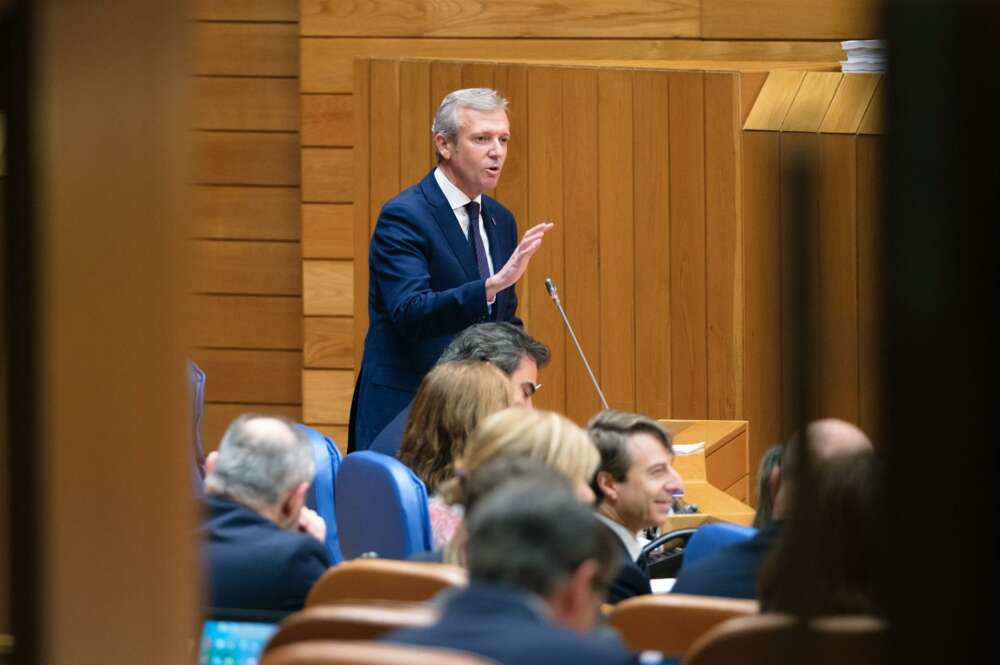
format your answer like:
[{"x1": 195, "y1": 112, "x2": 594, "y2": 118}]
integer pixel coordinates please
[
  {"x1": 683, "y1": 523, "x2": 758, "y2": 568},
  {"x1": 335, "y1": 451, "x2": 432, "y2": 560},
  {"x1": 296, "y1": 424, "x2": 344, "y2": 564}
]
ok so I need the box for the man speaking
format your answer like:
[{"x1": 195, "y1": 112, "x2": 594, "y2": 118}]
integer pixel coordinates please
[{"x1": 349, "y1": 88, "x2": 552, "y2": 452}]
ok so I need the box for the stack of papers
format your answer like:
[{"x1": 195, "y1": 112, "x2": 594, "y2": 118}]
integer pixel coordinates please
[{"x1": 841, "y1": 39, "x2": 886, "y2": 73}]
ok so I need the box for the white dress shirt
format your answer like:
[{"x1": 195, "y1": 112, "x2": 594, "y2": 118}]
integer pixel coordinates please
[{"x1": 434, "y1": 167, "x2": 496, "y2": 277}]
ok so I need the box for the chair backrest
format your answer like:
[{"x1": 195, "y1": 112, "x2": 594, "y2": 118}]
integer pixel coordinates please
[
  {"x1": 264, "y1": 602, "x2": 438, "y2": 653},
  {"x1": 188, "y1": 359, "x2": 207, "y2": 497},
  {"x1": 306, "y1": 559, "x2": 467, "y2": 607},
  {"x1": 686, "y1": 613, "x2": 886, "y2": 665},
  {"x1": 298, "y1": 424, "x2": 344, "y2": 564},
  {"x1": 261, "y1": 640, "x2": 499, "y2": 665},
  {"x1": 335, "y1": 451, "x2": 432, "y2": 560},
  {"x1": 683, "y1": 522, "x2": 758, "y2": 568},
  {"x1": 608, "y1": 593, "x2": 759, "y2": 658}
]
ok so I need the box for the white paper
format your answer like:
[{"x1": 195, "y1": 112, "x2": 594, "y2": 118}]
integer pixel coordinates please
[{"x1": 673, "y1": 441, "x2": 705, "y2": 455}]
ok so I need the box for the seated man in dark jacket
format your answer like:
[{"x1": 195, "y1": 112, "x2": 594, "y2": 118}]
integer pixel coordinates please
[
  {"x1": 199, "y1": 414, "x2": 331, "y2": 612},
  {"x1": 384, "y1": 471, "x2": 636, "y2": 665}
]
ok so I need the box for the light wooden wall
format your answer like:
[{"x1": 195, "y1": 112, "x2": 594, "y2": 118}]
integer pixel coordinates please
[{"x1": 191, "y1": 1, "x2": 304, "y2": 448}]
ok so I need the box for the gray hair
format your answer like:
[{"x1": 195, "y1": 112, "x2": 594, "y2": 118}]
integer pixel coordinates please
[
  {"x1": 432, "y1": 88, "x2": 509, "y2": 161},
  {"x1": 465, "y1": 474, "x2": 616, "y2": 597},
  {"x1": 587, "y1": 410, "x2": 673, "y2": 503},
  {"x1": 437, "y1": 322, "x2": 549, "y2": 375},
  {"x1": 204, "y1": 414, "x2": 314, "y2": 509}
]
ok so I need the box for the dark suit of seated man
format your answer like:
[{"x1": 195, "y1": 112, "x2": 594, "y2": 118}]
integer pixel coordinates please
[
  {"x1": 199, "y1": 414, "x2": 331, "y2": 612},
  {"x1": 384, "y1": 471, "x2": 636, "y2": 665},
  {"x1": 587, "y1": 410, "x2": 684, "y2": 604},
  {"x1": 369, "y1": 322, "x2": 549, "y2": 458}
]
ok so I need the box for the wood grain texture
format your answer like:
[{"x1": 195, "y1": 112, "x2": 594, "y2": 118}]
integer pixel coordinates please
[
  {"x1": 192, "y1": 240, "x2": 302, "y2": 295},
  {"x1": 782, "y1": 72, "x2": 842, "y2": 133},
  {"x1": 194, "y1": 131, "x2": 300, "y2": 185},
  {"x1": 819, "y1": 73, "x2": 880, "y2": 134},
  {"x1": 633, "y1": 70, "x2": 672, "y2": 419},
  {"x1": 598, "y1": 69, "x2": 636, "y2": 413},
  {"x1": 702, "y1": 0, "x2": 879, "y2": 39},
  {"x1": 303, "y1": 369, "x2": 355, "y2": 424},
  {"x1": 705, "y1": 435, "x2": 747, "y2": 491},
  {"x1": 743, "y1": 71, "x2": 806, "y2": 131},
  {"x1": 193, "y1": 77, "x2": 299, "y2": 131},
  {"x1": 301, "y1": 39, "x2": 843, "y2": 93},
  {"x1": 304, "y1": 317, "x2": 355, "y2": 369},
  {"x1": 858, "y1": 77, "x2": 885, "y2": 135},
  {"x1": 399, "y1": 61, "x2": 433, "y2": 188},
  {"x1": 739, "y1": 72, "x2": 768, "y2": 125},
  {"x1": 192, "y1": 185, "x2": 300, "y2": 240},
  {"x1": 192, "y1": 349, "x2": 303, "y2": 403},
  {"x1": 302, "y1": 204, "x2": 353, "y2": 258},
  {"x1": 301, "y1": 94, "x2": 353, "y2": 146},
  {"x1": 300, "y1": 0, "x2": 699, "y2": 39},
  {"x1": 462, "y1": 62, "x2": 495, "y2": 90},
  {"x1": 856, "y1": 136, "x2": 884, "y2": 445},
  {"x1": 705, "y1": 73, "x2": 744, "y2": 420},
  {"x1": 352, "y1": 59, "x2": 372, "y2": 369},
  {"x1": 192, "y1": 294, "x2": 303, "y2": 349},
  {"x1": 195, "y1": 22, "x2": 298, "y2": 76},
  {"x1": 191, "y1": 1, "x2": 298, "y2": 21},
  {"x1": 370, "y1": 60, "x2": 402, "y2": 230},
  {"x1": 202, "y1": 404, "x2": 303, "y2": 453},
  {"x1": 561, "y1": 67, "x2": 604, "y2": 424},
  {"x1": 669, "y1": 71, "x2": 708, "y2": 419},
  {"x1": 303, "y1": 260, "x2": 354, "y2": 316},
  {"x1": 742, "y1": 131, "x2": 783, "y2": 476},
  {"x1": 304, "y1": 424, "x2": 350, "y2": 456},
  {"x1": 526, "y1": 67, "x2": 566, "y2": 414},
  {"x1": 301, "y1": 148, "x2": 354, "y2": 202}
]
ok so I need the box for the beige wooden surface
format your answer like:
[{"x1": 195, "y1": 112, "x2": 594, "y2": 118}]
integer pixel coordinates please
[{"x1": 702, "y1": 0, "x2": 879, "y2": 39}]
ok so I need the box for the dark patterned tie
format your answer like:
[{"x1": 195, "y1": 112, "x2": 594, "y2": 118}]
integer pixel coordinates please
[{"x1": 464, "y1": 200, "x2": 491, "y2": 280}]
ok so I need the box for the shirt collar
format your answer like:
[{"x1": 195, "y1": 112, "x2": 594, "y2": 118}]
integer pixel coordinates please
[
  {"x1": 434, "y1": 166, "x2": 482, "y2": 212},
  {"x1": 595, "y1": 512, "x2": 643, "y2": 562}
]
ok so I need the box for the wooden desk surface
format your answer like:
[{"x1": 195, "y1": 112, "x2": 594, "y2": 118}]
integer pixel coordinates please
[{"x1": 658, "y1": 419, "x2": 747, "y2": 455}]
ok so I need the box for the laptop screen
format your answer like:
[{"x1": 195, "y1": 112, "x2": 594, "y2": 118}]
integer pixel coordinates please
[{"x1": 197, "y1": 610, "x2": 284, "y2": 665}]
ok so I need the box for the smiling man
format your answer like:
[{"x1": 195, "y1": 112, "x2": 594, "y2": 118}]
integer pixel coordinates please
[
  {"x1": 349, "y1": 88, "x2": 553, "y2": 452},
  {"x1": 588, "y1": 410, "x2": 683, "y2": 603}
]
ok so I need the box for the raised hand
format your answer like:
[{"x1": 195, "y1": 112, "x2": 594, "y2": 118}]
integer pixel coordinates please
[{"x1": 486, "y1": 222, "x2": 554, "y2": 301}]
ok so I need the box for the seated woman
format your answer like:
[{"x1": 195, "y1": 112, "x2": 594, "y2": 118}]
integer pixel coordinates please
[
  {"x1": 396, "y1": 360, "x2": 513, "y2": 549},
  {"x1": 435, "y1": 407, "x2": 602, "y2": 565}
]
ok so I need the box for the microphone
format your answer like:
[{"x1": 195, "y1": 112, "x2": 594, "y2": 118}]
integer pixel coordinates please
[{"x1": 544, "y1": 278, "x2": 609, "y2": 410}]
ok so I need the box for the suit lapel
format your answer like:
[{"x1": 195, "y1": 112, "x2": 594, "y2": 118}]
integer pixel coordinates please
[
  {"x1": 481, "y1": 197, "x2": 508, "y2": 279},
  {"x1": 420, "y1": 171, "x2": 480, "y2": 282}
]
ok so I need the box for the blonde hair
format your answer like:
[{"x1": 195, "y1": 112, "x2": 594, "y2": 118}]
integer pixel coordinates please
[
  {"x1": 398, "y1": 360, "x2": 512, "y2": 494},
  {"x1": 442, "y1": 407, "x2": 600, "y2": 505}
]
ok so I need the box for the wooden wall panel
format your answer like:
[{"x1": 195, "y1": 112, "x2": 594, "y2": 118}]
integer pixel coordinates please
[
  {"x1": 370, "y1": 60, "x2": 402, "y2": 231},
  {"x1": 192, "y1": 186, "x2": 300, "y2": 240},
  {"x1": 191, "y1": 295, "x2": 302, "y2": 349},
  {"x1": 303, "y1": 370, "x2": 355, "y2": 423},
  {"x1": 352, "y1": 59, "x2": 372, "y2": 369},
  {"x1": 202, "y1": 404, "x2": 304, "y2": 454},
  {"x1": 195, "y1": 131, "x2": 300, "y2": 186},
  {"x1": 561, "y1": 68, "x2": 603, "y2": 424},
  {"x1": 193, "y1": 77, "x2": 299, "y2": 131},
  {"x1": 194, "y1": 23, "x2": 298, "y2": 76},
  {"x1": 302, "y1": 204, "x2": 354, "y2": 258},
  {"x1": 301, "y1": 94, "x2": 354, "y2": 146},
  {"x1": 702, "y1": 0, "x2": 879, "y2": 40},
  {"x1": 399, "y1": 62, "x2": 433, "y2": 188},
  {"x1": 304, "y1": 317, "x2": 355, "y2": 369},
  {"x1": 669, "y1": 71, "x2": 708, "y2": 419},
  {"x1": 597, "y1": 70, "x2": 636, "y2": 413},
  {"x1": 192, "y1": 1, "x2": 298, "y2": 21},
  {"x1": 192, "y1": 349, "x2": 303, "y2": 404},
  {"x1": 303, "y1": 260, "x2": 354, "y2": 316},
  {"x1": 705, "y1": 72, "x2": 744, "y2": 420},
  {"x1": 302, "y1": 148, "x2": 354, "y2": 202},
  {"x1": 300, "y1": 0, "x2": 700, "y2": 39},
  {"x1": 857, "y1": 136, "x2": 884, "y2": 445},
  {"x1": 192, "y1": 240, "x2": 302, "y2": 295}
]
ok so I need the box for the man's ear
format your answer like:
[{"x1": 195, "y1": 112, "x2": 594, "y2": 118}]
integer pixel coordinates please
[
  {"x1": 547, "y1": 559, "x2": 601, "y2": 633},
  {"x1": 204, "y1": 451, "x2": 218, "y2": 475},
  {"x1": 280, "y1": 482, "x2": 310, "y2": 522},
  {"x1": 595, "y1": 470, "x2": 618, "y2": 503},
  {"x1": 769, "y1": 463, "x2": 782, "y2": 504},
  {"x1": 433, "y1": 133, "x2": 453, "y2": 161}
]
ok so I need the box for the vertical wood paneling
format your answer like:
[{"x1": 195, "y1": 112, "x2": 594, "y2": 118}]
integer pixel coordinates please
[
  {"x1": 369, "y1": 60, "x2": 401, "y2": 233},
  {"x1": 526, "y1": 67, "x2": 566, "y2": 413},
  {"x1": 352, "y1": 59, "x2": 372, "y2": 370},
  {"x1": 705, "y1": 72, "x2": 744, "y2": 420},
  {"x1": 399, "y1": 61, "x2": 433, "y2": 188},
  {"x1": 561, "y1": 68, "x2": 603, "y2": 424},
  {"x1": 818, "y1": 134, "x2": 859, "y2": 422},
  {"x1": 633, "y1": 70, "x2": 671, "y2": 419},
  {"x1": 461, "y1": 62, "x2": 495, "y2": 90},
  {"x1": 597, "y1": 70, "x2": 636, "y2": 413},
  {"x1": 743, "y1": 131, "x2": 783, "y2": 475},
  {"x1": 429, "y1": 61, "x2": 464, "y2": 134},
  {"x1": 857, "y1": 136, "x2": 884, "y2": 445},
  {"x1": 669, "y1": 71, "x2": 708, "y2": 418}
]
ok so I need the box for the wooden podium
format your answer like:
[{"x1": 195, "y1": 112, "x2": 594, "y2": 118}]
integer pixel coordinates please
[{"x1": 658, "y1": 419, "x2": 756, "y2": 529}]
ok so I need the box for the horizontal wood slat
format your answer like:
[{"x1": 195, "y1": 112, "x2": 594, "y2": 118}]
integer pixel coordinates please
[
  {"x1": 302, "y1": 204, "x2": 353, "y2": 258},
  {"x1": 192, "y1": 349, "x2": 303, "y2": 403},
  {"x1": 202, "y1": 403, "x2": 304, "y2": 453},
  {"x1": 191, "y1": 295, "x2": 302, "y2": 349},
  {"x1": 192, "y1": 1, "x2": 298, "y2": 22},
  {"x1": 301, "y1": 39, "x2": 844, "y2": 93},
  {"x1": 301, "y1": 148, "x2": 354, "y2": 201},
  {"x1": 192, "y1": 185, "x2": 300, "y2": 240},
  {"x1": 192, "y1": 240, "x2": 302, "y2": 295},
  {"x1": 300, "y1": 0, "x2": 699, "y2": 38},
  {"x1": 305, "y1": 424, "x2": 350, "y2": 456},
  {"x1": 195, "y1": 131, "x2": 300, "y2": 185},
  {"x1": 303, "y1": 260, "x2": 354, "y2": 316},
  {"x1": 302, "y1": 94, "x2": 354, "y2": 146},
  {"x1": 302, "y1": 369, "x2": 355, "y2": 424},
  {"x1": 304, "y1": 317, "x2": 355, "y2": 368},
  {"x1": 702, "y1": 0, "x2": 879, "y2": 39},
  {"x1": 194, "y1": 23, "x2": 299, "y2": 77},
  {"x1": 193, "y1": 77, "x2": 300, "y2": 131}
]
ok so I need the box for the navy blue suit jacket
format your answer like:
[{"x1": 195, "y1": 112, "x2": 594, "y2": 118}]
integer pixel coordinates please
[
  {"x1": 670, "y1": 519, "x2": 783, "y2": 599},
  {"x1": 349, "y1": 170, "x2": 521, "y2": 452},
  {"x1": 198, "y1": 494, "x2": 331, "y2": 612},
  {"x1": 600, "y1": 521, "x2": 653, "y2": 604},
  {"x1": 384, "y1": 583, "x2": 636, "y2": 665},
  {"x1": 368, "y1": 404, "x2": 411, "y2": 458}
]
